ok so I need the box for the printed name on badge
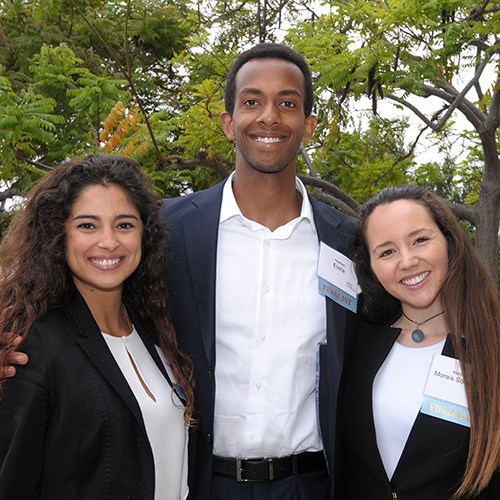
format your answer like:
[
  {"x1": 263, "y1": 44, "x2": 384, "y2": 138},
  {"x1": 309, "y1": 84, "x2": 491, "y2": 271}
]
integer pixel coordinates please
[{"x1": 421, "y1": 354, "x2": 470, "y2": 428}]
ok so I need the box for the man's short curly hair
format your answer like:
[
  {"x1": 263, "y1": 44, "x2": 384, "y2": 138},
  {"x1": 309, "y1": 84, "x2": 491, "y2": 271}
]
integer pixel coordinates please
[{"x1": 224, "y1": 43, "x2": 314, "y2": 117}]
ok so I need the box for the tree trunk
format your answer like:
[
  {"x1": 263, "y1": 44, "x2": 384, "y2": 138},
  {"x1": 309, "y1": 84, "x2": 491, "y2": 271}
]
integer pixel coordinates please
[{"x1": 475, "y1": 128, "x2": 500, "y2": 280}]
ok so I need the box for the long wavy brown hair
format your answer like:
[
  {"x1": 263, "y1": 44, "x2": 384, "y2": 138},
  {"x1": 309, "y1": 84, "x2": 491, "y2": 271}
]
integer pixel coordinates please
[
  {"x1": 354, "y1": 184, "x2": 500, "y2": 497},
  {"x1": 0, "y1": 153, "x2": 195, "y2": 425}
]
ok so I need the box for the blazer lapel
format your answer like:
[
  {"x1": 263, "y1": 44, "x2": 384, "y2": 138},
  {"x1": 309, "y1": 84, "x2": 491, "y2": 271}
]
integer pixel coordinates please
[
  {"x1": 311, "y1": 196, "x2": 354, "y2": 256},
  {"x1": 391, "y1": 335, "x2": 461, "y2": 484},
  {"x1": 363, "y1": 325, "x2": 402, "y2": 482},
  {"x1": 178, "y1": 183, "x2": 224, "y2": 371},
  {"x1": 124, "y1": 307, "x2": 190, "y2": 406},
  {"x1": 310, "y1": 196, "x2": 356, "y2": 386},
  {"x1": 67, "y1": 293, "x2": 147, "y2": 431},
  {"x1": 366, "y1": 332, "x2": 464, "y2": 490}
]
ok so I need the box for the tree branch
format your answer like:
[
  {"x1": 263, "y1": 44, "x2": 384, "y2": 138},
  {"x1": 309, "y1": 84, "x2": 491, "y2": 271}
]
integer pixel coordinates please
[
  {"x1": 386, "y1": 80, "x2": 485, "y2": 132},
  {"x1": 421, "y1": 84, "x2": 487, "y2": 128},
  {"x1": 473, "y1": 46, "x2": 485, "y2": 101},
  {"x1": 371, "y1": 127, "x2": 428, "y2": 185},
  {"x1": 0, "y1": 188, "x2": 22, "y2": 203},
  {"x1": 68, "y1": 0, "x2": 163, "y2": 162},
  {"x1": 485, "y1": 75, "x2": 500, "y2": 129},
  {"x1": 298, "y1": 145, "x2": 359, "y2": 213},
  {"x1": 297, "y1": 174, "x2": 361, "y2": 213},
  {"x1": 299, "y1": 144, "x2": 319, "y2": 177},
  {"x1": 386, "y1": 94, "x2": 440, "y2": 129},
  {"x1": 159, "y1": 153, "x2": 232, "y2": 180},
  {"x1": 431, "y1": 55, "x2": 490, "y2": 126},
  {"x1": 448, "y1": 200, "x2": 477, "y2": 225},
  {"x1": 14, "y1": 153, "x2": 53, "y2": 172},
  {"x1": 306, "y1": 188, "x2": 359, "y2": 217}
]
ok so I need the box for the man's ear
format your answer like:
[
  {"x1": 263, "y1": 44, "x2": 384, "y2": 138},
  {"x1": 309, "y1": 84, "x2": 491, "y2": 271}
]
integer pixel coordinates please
[
  {"x1": 302, "y1": 114, "x2": 318, "y2": 143},
  {"x1": 220, "y1": 111, "x2": 236, "y2": 141}
]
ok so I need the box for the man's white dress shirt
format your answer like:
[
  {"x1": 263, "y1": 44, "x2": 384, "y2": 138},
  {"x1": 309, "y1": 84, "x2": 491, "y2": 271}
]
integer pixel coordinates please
[{"x1": 213, "y1": 174, "x2": 326, "y2": 458}]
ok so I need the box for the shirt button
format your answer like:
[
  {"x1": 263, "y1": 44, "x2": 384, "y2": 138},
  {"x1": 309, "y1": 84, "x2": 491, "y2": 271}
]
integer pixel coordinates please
[
  {"x1": 263, "y1": 285, "x2": 270, "y2": 293},
  {"x1": 256, "y1": 382, "x2": 261, "y2": 390},
  {"x1": 250, "y1": 432, "x2": 255, "y2": 439},
  {"x1": 265, "y1": 240, "x2": 271, "y2": 246},
  {"x1": 260, "y1": 335, "x2": 266, "y2": 341}
]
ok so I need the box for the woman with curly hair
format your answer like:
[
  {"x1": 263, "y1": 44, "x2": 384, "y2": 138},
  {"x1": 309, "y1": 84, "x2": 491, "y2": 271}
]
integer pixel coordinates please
[
  {"x1": 0, "y1": 154, "x2": 195, "y2": 499},
  {"x1": 338, "y1": 185, "x2": 500, "y2": 498}
]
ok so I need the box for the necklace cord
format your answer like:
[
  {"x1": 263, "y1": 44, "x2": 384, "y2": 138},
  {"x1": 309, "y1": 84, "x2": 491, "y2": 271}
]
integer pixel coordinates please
[
  {"x1": 402, "y1": 310, "x2": 445, "y2": 328},
  {"x1": 401, "y1": 310, "x2": 445, "y2": 343}
]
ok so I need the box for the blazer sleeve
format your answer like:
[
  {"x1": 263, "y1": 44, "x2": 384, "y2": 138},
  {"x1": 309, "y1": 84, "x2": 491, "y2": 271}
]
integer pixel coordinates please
[
  {"x1": 484, "y1": 472, "x2": 500, "y2": 499},
  {"x1": 0, "y1": 327, "x2": 50, "y2": 499}
]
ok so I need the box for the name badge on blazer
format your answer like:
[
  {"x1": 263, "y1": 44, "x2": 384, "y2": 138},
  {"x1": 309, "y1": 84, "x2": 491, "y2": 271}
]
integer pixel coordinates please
[
  {"x1": 420, "y1": 354, "x2": 470, "y2": 427},
  {"x1": 317, "y1": 242, "x2": 360, "y2": 313}
]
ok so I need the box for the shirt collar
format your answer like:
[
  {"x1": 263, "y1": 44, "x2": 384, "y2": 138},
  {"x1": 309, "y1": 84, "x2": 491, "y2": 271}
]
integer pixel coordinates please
[{"x1": 219, "y1": 172, "x2": 316, "y2": 232}]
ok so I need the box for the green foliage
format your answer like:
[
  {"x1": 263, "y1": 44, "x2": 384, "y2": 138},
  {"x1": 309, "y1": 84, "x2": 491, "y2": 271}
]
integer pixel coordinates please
[
  {"x1": 27, "y1": 44, "x2": 130, "y2": 153},
  {"x1": 0, "y1": 209, "x2": 15, "y2": 241},
  {"x1": 0, "y1": 0, "x2": 498, "y2": 274},
  {"x1": 290, "y1": 0, "x2": 499, "y2": 103},
  {"x1": 0, "y1": 0, "x2": 194, "y2": 186},
  {"x1": 286, "y1": 0, "x2": 499, "y2": 267},
  {"x1": 169, "y1": 79, "x2": 228, "y2": 159},
  {"x1": 0, "y1": 75, "x2": 64, "y2": 180},
  {"x1": 314, "y1": 115, "x2": 412, "y2": 202}
]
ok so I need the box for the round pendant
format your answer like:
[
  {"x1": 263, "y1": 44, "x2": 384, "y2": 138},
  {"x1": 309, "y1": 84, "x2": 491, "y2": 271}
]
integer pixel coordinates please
[{"x1": 411, "y1": 329, "x2": 425, "y2": 343}]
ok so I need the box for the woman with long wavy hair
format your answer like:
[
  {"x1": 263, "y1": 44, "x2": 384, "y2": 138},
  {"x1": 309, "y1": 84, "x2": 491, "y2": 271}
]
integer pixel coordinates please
[
  {"x1": 0, "y1": 154, "x2": 195, "y2": 499},
  {"x1": 339, "y1": 185, "x2": 499, "y2": 499}
]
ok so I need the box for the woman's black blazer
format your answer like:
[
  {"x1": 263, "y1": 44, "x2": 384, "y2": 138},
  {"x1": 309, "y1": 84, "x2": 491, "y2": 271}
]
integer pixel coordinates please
[
  {"x1": 329, "y1": 320, "x2": 500, "y2": 499},
  {"x1": 0, "y1": 288, "x2": 190, "y2": 500}
]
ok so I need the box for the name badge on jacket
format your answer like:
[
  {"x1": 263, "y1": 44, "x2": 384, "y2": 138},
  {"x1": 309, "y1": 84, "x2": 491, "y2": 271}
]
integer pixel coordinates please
[
  {"x1": 421, "y1": 354, "x2": 470, "y2": 427},
  {"x1": 317, "y1": 242, "x2": 360, "y2": 313}
]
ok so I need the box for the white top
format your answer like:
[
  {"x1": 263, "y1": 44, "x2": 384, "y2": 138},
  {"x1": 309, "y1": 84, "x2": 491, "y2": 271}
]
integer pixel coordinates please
[
  {"x1": 213, "y1": 174, "x2": 326, "y2": 457},
  {"x1": 372, "y1": 339, "x2": 446, "y2": 479},
  {"x1": 102, "y1": 328, "x2": 189, "y2": 500}
]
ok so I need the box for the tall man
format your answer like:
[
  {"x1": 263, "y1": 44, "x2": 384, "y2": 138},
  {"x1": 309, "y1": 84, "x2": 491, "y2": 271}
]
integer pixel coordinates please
[
  {"x1": 163, "y1": 43, "x2": 359, "y2": 500},
  {"x1": 3, "y1": 42, "x2": 359, "y2": 500}
]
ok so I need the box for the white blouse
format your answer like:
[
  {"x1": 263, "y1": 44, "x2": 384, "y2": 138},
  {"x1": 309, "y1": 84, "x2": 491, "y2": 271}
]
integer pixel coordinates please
[
  {"x1": 372, "y1": 339, "x2": 446, "y2": 480},
  {"x1": 102, "y1": 327, "x2": 189, "y2": 500}
]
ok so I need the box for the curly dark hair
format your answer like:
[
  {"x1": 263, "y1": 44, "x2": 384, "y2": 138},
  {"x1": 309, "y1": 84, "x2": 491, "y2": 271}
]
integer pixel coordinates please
[
  {"x1": 224, "y1": 42, "x2": 314, "y2": 117},
  {"x1": 0, "y1": 153, "x2": 195, "y2": 424},
  {"x1": 354, "y1": 184, "x2": 500, "y2": 497}
]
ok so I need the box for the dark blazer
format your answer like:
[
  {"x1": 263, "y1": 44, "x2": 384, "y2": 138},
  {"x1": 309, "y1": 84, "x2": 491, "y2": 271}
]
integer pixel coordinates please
[
  {"x1": 332, "y1": 320, "x2": 500, "y2": 499},
  {"x1": 0, "y1": 287, "x2": 184, "y2": 500},
  {"x1": 161, "y1": 179, "x2": 360, "y2": 499}
]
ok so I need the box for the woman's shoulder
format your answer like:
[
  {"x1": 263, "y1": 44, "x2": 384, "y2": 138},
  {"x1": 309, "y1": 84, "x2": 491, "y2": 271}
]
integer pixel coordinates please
[
  {"x1": 354, "y1": 317, "x2": 400, "y2": 351},
  {"x1": 358, "y1": 317, "x2": 399, "y2": 336},
  {"x1": 25, "y1": 300, "x2": 85, "y2": 352}
]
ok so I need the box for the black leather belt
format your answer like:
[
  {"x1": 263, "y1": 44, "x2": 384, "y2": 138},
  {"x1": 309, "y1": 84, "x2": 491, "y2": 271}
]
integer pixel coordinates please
[{"x1": 212, "y1": 451, "x2": 326, "y2": 482}]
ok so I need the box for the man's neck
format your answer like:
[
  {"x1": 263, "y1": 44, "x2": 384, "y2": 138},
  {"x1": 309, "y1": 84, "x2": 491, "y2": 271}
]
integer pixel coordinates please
[{"x1": 232, "y1": 170, "x2": 302, "y2": 231}]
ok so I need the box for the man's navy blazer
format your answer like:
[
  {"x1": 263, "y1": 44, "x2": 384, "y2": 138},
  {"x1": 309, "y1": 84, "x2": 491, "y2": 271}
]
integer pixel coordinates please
[{"x1": 161, "y1": 179, "x2": 360, "y2": 498}]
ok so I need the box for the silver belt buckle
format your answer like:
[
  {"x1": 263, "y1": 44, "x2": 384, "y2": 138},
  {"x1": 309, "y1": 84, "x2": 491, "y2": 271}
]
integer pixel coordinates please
[
  {"x1": 235, "y1": 457, "x2": 274, "y2": 482},
  {"x1": 268, "y1": 458, "x2": 274, "y2": 480},
  {"x1": 235, "y1": 458, "x2": 246, "y2": 482}
]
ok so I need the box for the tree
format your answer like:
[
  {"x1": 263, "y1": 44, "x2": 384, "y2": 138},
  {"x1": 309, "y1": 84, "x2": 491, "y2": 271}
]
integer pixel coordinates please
[
  {"x1": 0, "y1": 0, "x2": 193, "y2": 180},
  {"x1": 287, "y1": 0, "x2": 499, "y2": 275},
  {"x1": 0, "y1": 0, "x2": 498, "y2": 277}
]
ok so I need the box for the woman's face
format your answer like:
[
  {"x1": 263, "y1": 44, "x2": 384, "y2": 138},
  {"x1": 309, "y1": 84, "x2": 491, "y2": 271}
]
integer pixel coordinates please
[
  {"x1": 65, "y1": 184, "x2": 143, "y2": 297},
  {"x1": 364, "y1": 199, "x2": 449, "y2": 316}
]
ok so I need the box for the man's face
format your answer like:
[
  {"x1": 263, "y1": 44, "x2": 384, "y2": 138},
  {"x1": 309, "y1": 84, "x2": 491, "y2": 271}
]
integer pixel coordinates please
[{"x1": 221, "y1": 58, "x2": 317, "y2": 176}]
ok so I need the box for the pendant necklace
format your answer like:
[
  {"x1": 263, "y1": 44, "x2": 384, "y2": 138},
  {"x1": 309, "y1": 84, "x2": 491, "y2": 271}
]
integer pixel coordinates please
[{"x1": 401, "y1": 310, "x2": 445, "y2": 343}]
